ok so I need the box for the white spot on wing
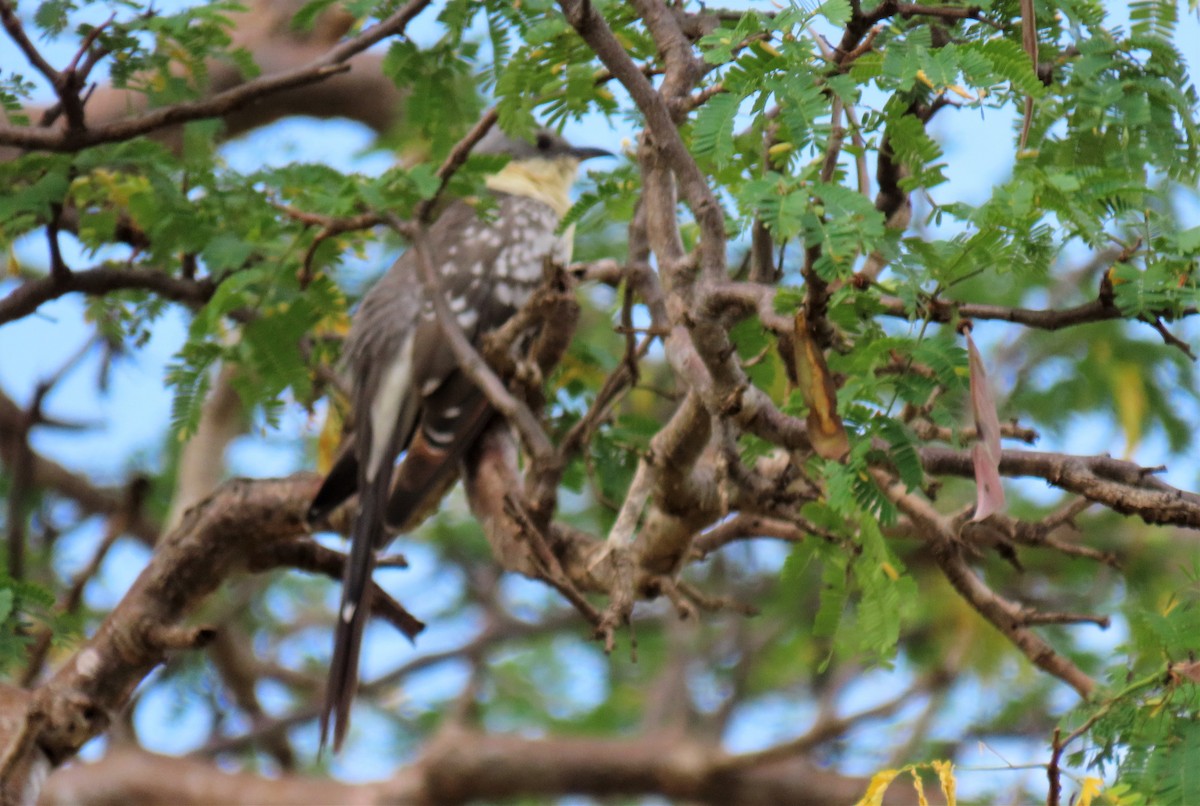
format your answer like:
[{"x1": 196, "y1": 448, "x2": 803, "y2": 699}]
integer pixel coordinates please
[{"x1": 426, "y1": 425, "x2": 454, "y2": 445}]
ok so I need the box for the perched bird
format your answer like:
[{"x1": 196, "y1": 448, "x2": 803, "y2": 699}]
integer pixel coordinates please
[{"x1": 308, "y1": 127, "x2": 610, "y2": 751}]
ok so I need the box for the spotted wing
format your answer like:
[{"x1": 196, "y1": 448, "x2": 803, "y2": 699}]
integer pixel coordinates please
[{"x1": 384, "y1": 193, "x2": 569, "y2": 527}]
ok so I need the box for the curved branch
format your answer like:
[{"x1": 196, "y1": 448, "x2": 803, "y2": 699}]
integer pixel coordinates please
[
  {"x1": 0, "y1": 0, "x2": 431, "y2": 152},
  {"x1": 0, "y1": 265, "x2": 215, "y2": 327}
]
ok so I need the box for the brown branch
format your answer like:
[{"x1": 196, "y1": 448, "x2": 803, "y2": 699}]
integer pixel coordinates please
[
  {"x1": 1140, "y1": 313, "x2": 1195, "y2": 359},
  {"x1": 39, "y1": 734, "x2": 897, "y2": 805},
  {"x1": 909, "y1": 418, "x2": 1040, "y2": 445},
  {"x1": 876, "y1": 470, "x2": 1097, "y2": 699},
  {"x1": 561, "y1": 1, "x2": 824, "y2": 480},
  {"x1": 12, "y1": 474, "x2": 319, "y2": 782},
  {"x1": 981, "y1": 505, "x2": 1120, "y2": 567},
  {"x1": 879, "y1": 292, "x2": 1199, "y2": 333},
  {"x1": 694, "y1": 513, "x2": 841, "y2": 556},
  {"x1": 413, "y1": 107, "x2": 500, "y2": 223},
  {"x1": 560, "y1": 0, "x2": 726, "y2": 283},
  {"x1": 0, "y1": 0, "x2": 433, "y2": 152},
  {"x1": 0, "y1": 1, "x2": 61, "y2": 88},
  {"x1": 503, "y1": 494, "x2": 603, "y2": 628},
  {"x1": 919, "y1": 446, "x2": 1200, "y2": 529},
  {"x1": 835, "y1": 0, "x2": 1000, "y2": 56},
  {"x1": 559, "y1": 208, "x2": 666, "y2": 464},
  {"x1": 0, "y1": 264, "x2": 215, "y2": 327}
]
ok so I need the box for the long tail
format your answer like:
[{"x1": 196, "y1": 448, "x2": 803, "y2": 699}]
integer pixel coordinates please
[{"x1": 319, "y1": 463, "x2": 390, "y2": 753}]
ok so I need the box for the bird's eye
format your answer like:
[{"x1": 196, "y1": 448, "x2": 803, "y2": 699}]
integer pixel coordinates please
[{"x1": 536, "y1": 132, "x2": 553, "y2": 152}]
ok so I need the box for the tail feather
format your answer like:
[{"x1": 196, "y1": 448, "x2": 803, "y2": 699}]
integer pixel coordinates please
[
  {"x1": 386, "y1": 398, "x2": 494, "y2": 530},
  {"x1": 319, "y1": 464, "x2": 390, "y2": 753}
]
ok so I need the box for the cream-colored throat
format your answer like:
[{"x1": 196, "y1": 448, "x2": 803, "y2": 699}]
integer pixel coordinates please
[{"x1": 485, "y1": 157, "x2": 580, "y2": 218}]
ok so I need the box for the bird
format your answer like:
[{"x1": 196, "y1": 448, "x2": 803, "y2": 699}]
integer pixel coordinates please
[{"x1": 307, "y1": 126, "x2": 611, "y2": 751}]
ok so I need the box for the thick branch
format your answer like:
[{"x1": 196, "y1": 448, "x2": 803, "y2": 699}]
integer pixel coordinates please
[
  {"x1": 39, "y1": 734, "x2": 908, "y2": 805},
  {"x1": 13, "y1": 475, "x2": 318, "y2": 781}
]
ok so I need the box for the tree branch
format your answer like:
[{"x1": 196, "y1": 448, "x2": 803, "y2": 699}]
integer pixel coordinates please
[
  {"x1": 0, "y1": 0, "x2": 432, "y2": 152},
  {"x1": 0, "y1": 264, "x2": 215, "y2": 327},
  {"x1": 12, "y1": 475, "x2": 318, "y2": 781},
  {"x1": 920, "y1": 446, "x2": 1200, "y2": 529},
  {"x1": 875, "y1": 470, "x2": 1097, "y2": 699}
]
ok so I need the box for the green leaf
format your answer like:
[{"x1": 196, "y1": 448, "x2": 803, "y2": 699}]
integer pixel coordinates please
[
  {"x1": 817, "y1": 0, "x2": 852, "y2": 26},
  {"x1": 692, "y1": 92, "x2": 739, "y2": 163}
]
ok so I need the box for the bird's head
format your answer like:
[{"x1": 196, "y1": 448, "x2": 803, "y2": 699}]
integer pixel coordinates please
[{"x1": 479, "y1": 127, "x2": 611, "y2": 217}]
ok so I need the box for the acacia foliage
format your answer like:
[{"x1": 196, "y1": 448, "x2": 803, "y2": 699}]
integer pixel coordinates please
[{"x1": 1, "y1": 0, "x2": 1200, "y2": 803}]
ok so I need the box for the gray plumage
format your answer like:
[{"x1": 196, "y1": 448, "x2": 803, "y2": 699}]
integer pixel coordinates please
[{"x1": 309, "y1": 127, "x2": 609, "y2": 752}]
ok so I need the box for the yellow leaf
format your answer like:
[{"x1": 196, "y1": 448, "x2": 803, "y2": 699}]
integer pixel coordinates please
[
  {"x1": 881, "y1": 561, "x2": 900, "y2": 581},
  {"x1": 854, "y1": 768, "x2": 901, "y2": 806},
  {"x1": 932, "y1": 760, "x2": 957, "y2": 806},
  {"x1": 760, "y1": 41, "x2": 782, "y2": 57},
  {"x1": 317, "y1": 402, "x2": 345, "y2": 475},
  {"x1": 1076, "y1": 776, "x2": 1103, "y2": 806},
  {"x1": 1110, "y1": 363, "x2": 1146, "y2": 457},
  {"x1": 768, "y1": 142, "x2": 795, "y2": 156},
  {"x1": 947, "y1": 84, "x2": 976, "y2": 101},
  {"x1": 317, "y1": 308, "x2": 351, "y2": 337},
  {"x1": 792, "y1": 312, "x2": 850, "y2": 462},
  {"x1": 910, "y1": 768, "x2": 930, "y2": 806},
  {"x1": 915, "y1": 69, "x2": 935, "y2": 89}
]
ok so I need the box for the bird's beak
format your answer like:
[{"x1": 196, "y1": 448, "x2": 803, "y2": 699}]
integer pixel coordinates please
[{"x1": 570, "y1": 145, "x2": 614, "y2": 161}]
